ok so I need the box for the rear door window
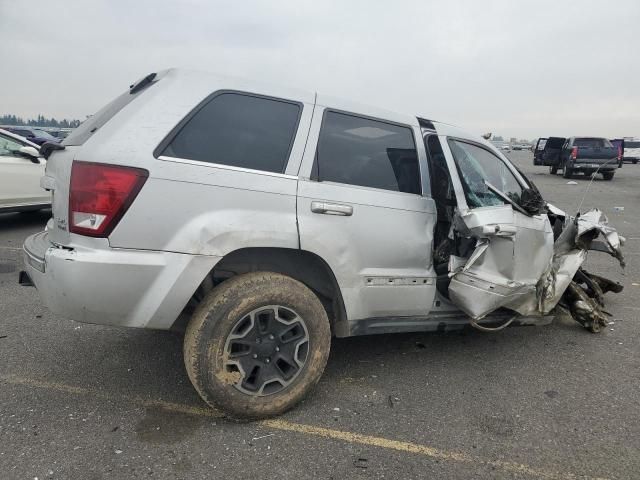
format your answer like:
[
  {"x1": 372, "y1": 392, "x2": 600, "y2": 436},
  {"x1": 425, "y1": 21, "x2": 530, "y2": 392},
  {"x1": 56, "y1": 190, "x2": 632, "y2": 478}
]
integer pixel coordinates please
[
  {"x1": 160, "y1": 93, "x2": 301, "y2": 174},
  {"x1": 574, "y1": 138, "x2": 612, "y2": 148},
  {"x1": 448, "y1": 139, "x2": 523, "y2": 208},
  {"x1": 313, "y1": 111, "x2": 420, "y2": 194}
]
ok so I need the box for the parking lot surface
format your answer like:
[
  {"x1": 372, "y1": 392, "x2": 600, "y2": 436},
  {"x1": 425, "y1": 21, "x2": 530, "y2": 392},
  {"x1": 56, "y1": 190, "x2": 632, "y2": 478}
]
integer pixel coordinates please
[{"x1": 1, "y1": 151, "x2": 639, "y2": 479}]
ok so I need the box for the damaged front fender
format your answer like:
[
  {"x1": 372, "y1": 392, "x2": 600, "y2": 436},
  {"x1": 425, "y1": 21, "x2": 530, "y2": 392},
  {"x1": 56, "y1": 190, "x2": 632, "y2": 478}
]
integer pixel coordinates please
[{"x1": 448, "y1": 205, "x2": 624, "y2": 332}]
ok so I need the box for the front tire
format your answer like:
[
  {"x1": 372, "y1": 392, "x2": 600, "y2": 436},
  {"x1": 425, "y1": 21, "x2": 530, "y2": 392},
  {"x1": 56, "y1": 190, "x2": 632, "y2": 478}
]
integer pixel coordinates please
[
  {"x1": 602, "y1": 171, "x2": 614, "y2": 181},
  {"x1": 184, "y1": 272, "x2": 331, "y2": 420},
  {"x1": 562, "y1": 163, "x2": 573, "y2": 178},
  {"x1": 549, "y1": 165, "x2": 558, "y2": 175}
]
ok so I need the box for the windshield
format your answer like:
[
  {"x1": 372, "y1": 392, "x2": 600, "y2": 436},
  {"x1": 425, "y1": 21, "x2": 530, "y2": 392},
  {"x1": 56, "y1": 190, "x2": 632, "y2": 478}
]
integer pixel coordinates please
[
  {"x1": 625, "y1": 141, "x2": 640, "y2": 149},
  {"x1": 574, "y1": 138, "x2": 613, "y2": 148},
  {"x1": 448, "y1": 139, "x2": 524, "y2": 208},
  {"x1": 32, "y1": 129, "x2": 56, "y2": 139}
]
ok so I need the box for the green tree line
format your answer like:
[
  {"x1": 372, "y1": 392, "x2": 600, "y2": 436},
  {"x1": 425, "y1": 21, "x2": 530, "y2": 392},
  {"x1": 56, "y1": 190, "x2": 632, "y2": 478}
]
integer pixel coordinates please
[{"x1": 0, "y1": 114, "x2": 81, "y2": 129}]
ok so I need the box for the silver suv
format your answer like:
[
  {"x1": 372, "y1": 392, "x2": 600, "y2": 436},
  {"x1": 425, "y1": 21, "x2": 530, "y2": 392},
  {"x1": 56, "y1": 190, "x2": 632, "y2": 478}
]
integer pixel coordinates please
[{"x1": 23, "y1": 69, "x2": 623, "y2": 419}]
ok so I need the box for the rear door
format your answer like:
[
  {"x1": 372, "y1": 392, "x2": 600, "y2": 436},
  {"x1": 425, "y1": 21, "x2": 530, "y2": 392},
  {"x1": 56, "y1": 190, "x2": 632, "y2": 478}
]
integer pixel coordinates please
[
  {"x1": 297, "y1": 104, "x2": 437, "y2": 322},
  {"x1": 442, "y1": 138, "x2": 554, "y2": 320},
  {"x1": 533, "y1": 138, "x2": 547, "y2": 165},
  {"x1": 541, "y1": 136, "x2": 566, "y2": 165},
  {"x1": 0, "y1": 133, "x2": 48, "y2": 208}
]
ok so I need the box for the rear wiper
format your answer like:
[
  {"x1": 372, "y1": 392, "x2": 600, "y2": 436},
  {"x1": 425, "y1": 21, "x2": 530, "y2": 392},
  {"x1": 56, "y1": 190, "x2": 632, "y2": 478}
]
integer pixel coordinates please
[
  {"x1": 129, "y1": 72, "x2": 157, "y2": 94},
  {"x1": 41, "y1": 142, "x2": 65, "y2": 160}
]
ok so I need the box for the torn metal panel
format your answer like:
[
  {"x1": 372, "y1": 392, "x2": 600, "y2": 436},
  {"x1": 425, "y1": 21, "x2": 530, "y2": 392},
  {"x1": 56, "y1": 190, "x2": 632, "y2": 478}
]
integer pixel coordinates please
[
  {"x1": 448, "y1": 206, "x2": 554, "y2": 320},
  {"x1": 448, "y1": 206, "x2": 624, "y2": 327}
]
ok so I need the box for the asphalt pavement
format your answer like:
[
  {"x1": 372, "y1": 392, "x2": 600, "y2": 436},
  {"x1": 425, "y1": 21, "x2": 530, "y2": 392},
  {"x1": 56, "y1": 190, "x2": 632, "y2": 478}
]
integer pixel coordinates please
[{"x1": 1, "y1": 151, "x2": 639, "y2": 479}]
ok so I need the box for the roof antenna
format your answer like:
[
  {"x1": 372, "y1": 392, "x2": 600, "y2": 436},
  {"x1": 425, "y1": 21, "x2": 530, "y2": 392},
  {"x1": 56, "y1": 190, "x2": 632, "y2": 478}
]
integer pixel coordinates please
[{"x1": 575, "y1": 157, "x2": 618, "y2": 215}]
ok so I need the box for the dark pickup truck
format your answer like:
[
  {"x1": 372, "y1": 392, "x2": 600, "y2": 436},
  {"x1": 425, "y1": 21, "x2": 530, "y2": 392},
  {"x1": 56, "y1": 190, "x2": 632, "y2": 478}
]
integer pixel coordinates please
[{"x1": 534, "y1": 136, "x2": 621, "y2": 180}]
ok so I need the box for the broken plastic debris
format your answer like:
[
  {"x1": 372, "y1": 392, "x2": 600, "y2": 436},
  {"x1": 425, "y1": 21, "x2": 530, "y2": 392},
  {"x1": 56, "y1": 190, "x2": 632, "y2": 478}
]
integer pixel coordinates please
[
  {"x1": 114, "y1": 449, "x2": 123, "y2": 454},
  {"x1": 613, "y1": 206, "x2": 625, "y2": 212},
  {"x1": 566, "y1": 181, "x2": 578, "y2": 185},
  {"x1": 333, "y1": 407, "x2": 340, "y2": 412}
]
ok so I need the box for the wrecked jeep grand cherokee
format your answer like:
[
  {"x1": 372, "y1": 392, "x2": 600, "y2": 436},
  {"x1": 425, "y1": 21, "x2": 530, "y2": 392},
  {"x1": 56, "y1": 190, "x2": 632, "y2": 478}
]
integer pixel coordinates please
[{"x1": 22, "y1": 69, "x2": 624, "y2": 419}]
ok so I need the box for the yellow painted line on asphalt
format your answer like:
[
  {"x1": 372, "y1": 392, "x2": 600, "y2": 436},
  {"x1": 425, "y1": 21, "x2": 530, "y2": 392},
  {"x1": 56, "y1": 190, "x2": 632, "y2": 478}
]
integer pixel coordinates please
[{"x1": 0, "y1": 374, "x2": 608, "y2": 480}]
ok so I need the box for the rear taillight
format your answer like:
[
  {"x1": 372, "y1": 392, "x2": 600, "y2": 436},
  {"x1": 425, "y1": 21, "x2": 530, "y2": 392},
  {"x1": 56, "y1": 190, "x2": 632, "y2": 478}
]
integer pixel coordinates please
[
  {"x1": 69, "y1": 161, "x2": 148, "y2": 237},
  {"x1": 617, "y1": 146, "x2": 622, "y2": 161},
  {"x1": 570, "y1": 146, "x2": 578, "y2": 160}
]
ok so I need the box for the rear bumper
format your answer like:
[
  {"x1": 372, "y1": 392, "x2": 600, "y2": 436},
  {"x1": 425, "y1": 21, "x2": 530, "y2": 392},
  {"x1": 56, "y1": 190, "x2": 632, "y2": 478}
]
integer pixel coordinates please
[
  {"x1": 22, "y1": 231, "x2": 220, "y2": 329},
  {"x1": 571, "y1": 162, "x2": 616, "y2": 171}
]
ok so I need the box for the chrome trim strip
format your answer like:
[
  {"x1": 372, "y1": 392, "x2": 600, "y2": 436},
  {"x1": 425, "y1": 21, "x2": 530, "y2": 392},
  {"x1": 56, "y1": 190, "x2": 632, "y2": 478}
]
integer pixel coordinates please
[{"x1": 157, "y1": 155, "x2": 299, "y2": 179}]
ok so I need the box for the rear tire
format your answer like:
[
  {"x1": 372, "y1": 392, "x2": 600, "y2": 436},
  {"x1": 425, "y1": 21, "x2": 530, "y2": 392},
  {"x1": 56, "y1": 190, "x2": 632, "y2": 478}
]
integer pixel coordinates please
[
  {"x1": 549, "y1": 165, "x2": 558, "y2": 175},
  {"x1": 633, "y1": 159, "x2": 638, "y2": 165},
  {"x1": 562, "y1": 163, "x2": 573, "y2": 179},
  {"x1": 184, "y1": 272, "x2": 331, "y2": 420},
  {"x1": 602, "y1": 171, "x2": 614, "y2": 181}
]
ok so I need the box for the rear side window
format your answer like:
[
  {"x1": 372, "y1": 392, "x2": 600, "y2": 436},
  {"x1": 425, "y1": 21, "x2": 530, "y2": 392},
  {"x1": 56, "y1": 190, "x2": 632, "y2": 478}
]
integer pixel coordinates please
[
  {"x1": 574, "y1": 138, "x2": 612, "y2": 148},
  {"x1": 160, "y1": 93, "x2": 301, "y2": 174},
  {"x1": 448, "y1": 139, "x2": 523, "y2": 208},
  {"x1": 314, "y1": 111, "x2": 420, "y2": 194}
]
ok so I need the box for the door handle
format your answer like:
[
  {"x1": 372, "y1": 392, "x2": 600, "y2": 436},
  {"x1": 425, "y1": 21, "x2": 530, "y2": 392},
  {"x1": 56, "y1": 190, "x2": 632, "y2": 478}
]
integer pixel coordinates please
[{"x1": 310, "y1": 201, "x2": 353, "y2": 216}]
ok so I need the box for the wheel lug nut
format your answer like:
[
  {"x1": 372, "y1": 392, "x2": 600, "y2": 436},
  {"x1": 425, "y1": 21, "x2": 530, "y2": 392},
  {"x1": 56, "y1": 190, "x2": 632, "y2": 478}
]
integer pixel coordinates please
[
  {"x1": 256, "y1": 338, "x2": 261, "y2": 344},
  {"x1": 269, "y1": 334, "x2": 275, "y2": 340},
  {"x1": 265, "y1": 358, "x2": 270, "y2": 363},
  {"x1": 275, "y1": 346, "x2": 280, "y2": 352},
  {"x1": 252, "y1": 354, "x2": 258, "y2": 359}
]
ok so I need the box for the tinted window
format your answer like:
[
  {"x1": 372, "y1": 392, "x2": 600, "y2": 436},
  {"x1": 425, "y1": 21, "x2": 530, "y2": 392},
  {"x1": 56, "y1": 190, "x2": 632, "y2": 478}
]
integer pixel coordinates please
[
  {"x1": 162, "y1": 93, "x2": 301, "y2": 174},
  {"x1": 315, "y1": 111, "x2": 420, "y2": 194},
  {"x1": 448, "y1": 139, "x2": 523, "y2": 208},
  {"x1": 12, "y1": 129, "x2": 31, "y2": 137},
  {"x1": 574, "y1": 138, "x2": 612, "y2": 148}
]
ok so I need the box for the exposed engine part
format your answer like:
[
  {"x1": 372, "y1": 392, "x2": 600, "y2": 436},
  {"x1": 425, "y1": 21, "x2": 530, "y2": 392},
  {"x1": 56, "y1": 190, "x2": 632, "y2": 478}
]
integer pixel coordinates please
[{"x1": 562, "y1": 281, "x2": 610, "y2": 333}]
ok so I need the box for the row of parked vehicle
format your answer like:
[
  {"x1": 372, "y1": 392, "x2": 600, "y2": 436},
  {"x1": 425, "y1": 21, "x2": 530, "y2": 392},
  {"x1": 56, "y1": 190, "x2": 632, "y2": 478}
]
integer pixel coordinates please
[
  {"x1": 0, "y1": 126, "x2": 67, "y2": 146},
  {"x1": 532, "y1": 136, "x2": 640, "y2": 180}
]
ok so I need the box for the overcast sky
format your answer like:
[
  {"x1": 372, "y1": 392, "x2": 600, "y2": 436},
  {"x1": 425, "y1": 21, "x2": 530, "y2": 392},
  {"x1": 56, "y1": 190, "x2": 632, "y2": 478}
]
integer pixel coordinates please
[{"x1": 1, "y1": 0, "x2": 638, "y2": 139}]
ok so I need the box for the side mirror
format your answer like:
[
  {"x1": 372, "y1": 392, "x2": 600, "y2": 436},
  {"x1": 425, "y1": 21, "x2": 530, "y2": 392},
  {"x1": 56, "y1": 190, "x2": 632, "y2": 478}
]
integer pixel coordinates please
[{"x1": 19, "y1": 146, "x2": 41, "y2": 163}]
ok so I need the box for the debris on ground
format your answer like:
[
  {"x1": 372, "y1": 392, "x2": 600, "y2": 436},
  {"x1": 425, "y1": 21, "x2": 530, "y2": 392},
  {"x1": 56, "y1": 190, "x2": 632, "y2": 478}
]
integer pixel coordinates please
[
  {"x1": 566, "y1": 181, "x2": 578, "y2": 185},
  {"x1": 353, "y1": 458, "x2": 368, "y2": 469}
]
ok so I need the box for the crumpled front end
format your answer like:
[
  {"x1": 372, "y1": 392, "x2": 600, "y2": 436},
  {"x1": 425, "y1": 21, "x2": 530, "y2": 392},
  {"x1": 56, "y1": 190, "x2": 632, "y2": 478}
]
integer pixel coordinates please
[
  {"x1": 537, "y1": 208, "x2": 624, "y2": 331},
  {"x1": 448, "y1": 205, "x2": 624, "y2": 332}
]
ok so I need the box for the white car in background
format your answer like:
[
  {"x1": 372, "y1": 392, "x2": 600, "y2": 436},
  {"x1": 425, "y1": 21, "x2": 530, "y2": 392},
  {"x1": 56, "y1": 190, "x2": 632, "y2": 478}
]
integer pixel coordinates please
[
  {"x1": 0, "y1": 128, "x2": 50, "y2": 213},
  {"x1": 623, "y1": 139, "x2": 640, "y2": 164}
]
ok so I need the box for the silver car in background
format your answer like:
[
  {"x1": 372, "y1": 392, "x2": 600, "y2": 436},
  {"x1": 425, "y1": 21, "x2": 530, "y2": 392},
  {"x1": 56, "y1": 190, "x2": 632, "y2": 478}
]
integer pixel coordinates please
[{"x1": 22, "y1": 69, "x2": 624, "y2": 419}]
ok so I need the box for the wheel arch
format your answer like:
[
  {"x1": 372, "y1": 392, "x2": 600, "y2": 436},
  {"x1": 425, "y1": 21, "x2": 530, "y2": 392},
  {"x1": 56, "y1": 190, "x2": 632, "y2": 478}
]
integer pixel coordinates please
[{"x1": 174, "y1": 247, "x2": 348, "y2": 336}]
